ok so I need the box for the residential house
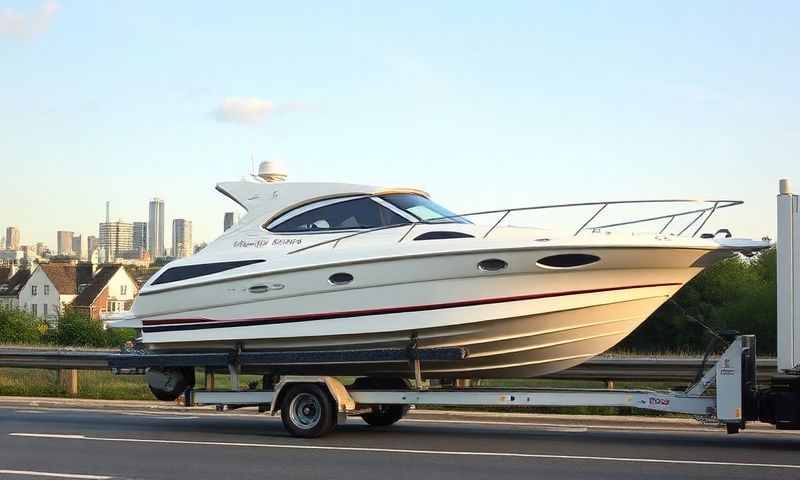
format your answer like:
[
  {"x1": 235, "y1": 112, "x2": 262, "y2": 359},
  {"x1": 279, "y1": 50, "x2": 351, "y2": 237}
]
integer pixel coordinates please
[
  {"x1": 71, "y1": 265, "x2": 139, "y2": 320},
  {"x1": 18, "y1": 261, "x2": 94, "y2": 322},
  {"x1": 0, "y1": 268, "x2": 32, "y2": 310},
  {"x1": 17, "y1": 262, "x2": 94, "y2": 323}
]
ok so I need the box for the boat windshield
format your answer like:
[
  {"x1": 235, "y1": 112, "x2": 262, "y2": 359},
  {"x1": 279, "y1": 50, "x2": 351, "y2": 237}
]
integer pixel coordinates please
[{"x1": 381, "y1": 194, "x2": 470, "y2": 224}]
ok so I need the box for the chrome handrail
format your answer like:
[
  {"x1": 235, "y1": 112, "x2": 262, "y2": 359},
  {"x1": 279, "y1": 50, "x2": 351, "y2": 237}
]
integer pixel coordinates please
[{"x1": 287, "y1": 198, "x2": 743, "y2": 255}]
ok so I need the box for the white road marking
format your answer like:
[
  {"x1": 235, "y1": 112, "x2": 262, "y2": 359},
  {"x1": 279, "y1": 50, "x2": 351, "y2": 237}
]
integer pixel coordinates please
[
  {"x1": 3, "y1": 405, "x2": 799, "y2": 436},
  {"x1": 10, "y1": 432, "x2": 800, "y2": 470},
  {"x1": 118, "y1": 412, "x2": 198, "y2": 420},
  {"x1": 4, "y1": 407, "x2": 204, "y2": 420},
  {"x1": 402, "y1": 418, "x2": 713, "y2": 433},
  {"x1": 0, "y1": 469, "x2": 111, "y2": 479}
]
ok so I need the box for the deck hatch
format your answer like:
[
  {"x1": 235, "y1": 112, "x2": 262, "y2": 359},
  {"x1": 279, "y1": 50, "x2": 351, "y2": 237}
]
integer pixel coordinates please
[{"x1": 414, "y1": 231, "x2": 475, "y2": 240}]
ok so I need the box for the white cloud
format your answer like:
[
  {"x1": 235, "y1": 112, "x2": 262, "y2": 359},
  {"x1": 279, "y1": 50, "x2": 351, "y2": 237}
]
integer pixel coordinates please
[
  {"x1": 213, "y1": 97, "x2": 275, "y2": 124},
  {"x1": 213, "y1": 98, "x2": 311, "y2": 125},
  {"x1": 0, "y1": 1, "x2": 60, "y2": 40}
]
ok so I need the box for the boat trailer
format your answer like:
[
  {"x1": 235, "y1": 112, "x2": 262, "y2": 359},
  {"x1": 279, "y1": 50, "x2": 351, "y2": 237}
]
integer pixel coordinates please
[{"x1": 107, "y1": 179, "x2": 800, "y2": 438}]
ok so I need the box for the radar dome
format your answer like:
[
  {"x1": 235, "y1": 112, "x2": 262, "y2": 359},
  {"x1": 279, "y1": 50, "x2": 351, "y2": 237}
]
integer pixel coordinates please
[{"x1": 257, "y1": 160, "x2": 288, "y2": 183}]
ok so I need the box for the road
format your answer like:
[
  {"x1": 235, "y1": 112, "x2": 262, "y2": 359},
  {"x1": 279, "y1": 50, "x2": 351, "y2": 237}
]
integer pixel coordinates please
[{"x1": 1, "y1": 403, "x2": 799, "y2": 480}]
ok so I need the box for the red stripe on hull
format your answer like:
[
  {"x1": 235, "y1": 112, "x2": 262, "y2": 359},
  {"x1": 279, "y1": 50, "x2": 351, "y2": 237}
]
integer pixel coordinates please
[{"x1": 142, "y1": 282, "x2": 680, "y2": 331}]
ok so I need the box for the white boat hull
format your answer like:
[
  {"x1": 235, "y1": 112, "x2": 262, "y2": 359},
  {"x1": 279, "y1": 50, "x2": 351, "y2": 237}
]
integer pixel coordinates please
[{"x1": 131, "y1": 246, "x2": 725, "y2": 378}]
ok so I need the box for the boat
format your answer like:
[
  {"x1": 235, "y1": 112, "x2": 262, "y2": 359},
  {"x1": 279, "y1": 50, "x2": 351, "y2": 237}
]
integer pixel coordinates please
[{"x1": 106, "y1": 163, "x2": 769, "y2": 379}]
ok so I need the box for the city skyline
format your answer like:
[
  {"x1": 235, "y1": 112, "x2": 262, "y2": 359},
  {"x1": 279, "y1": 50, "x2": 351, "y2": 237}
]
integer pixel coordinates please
[
  {"x1": 2, "y1": 2, "x2": 799, "y2": 245},
  {"x1": 2, "y1": 195, "x2": 203, "y2": 262},
  {"x1": 0, "y1": 194, "x2": 206, "y2": 258}
]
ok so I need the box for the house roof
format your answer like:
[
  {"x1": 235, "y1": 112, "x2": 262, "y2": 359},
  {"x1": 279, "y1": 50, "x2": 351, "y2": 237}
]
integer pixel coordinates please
[
  {"x1": 0, "y1": 269, "x2": 31, "y2": 297},
  {"x1": 73, "y1": 265, "x2": 120, "y2": 307},
  {"x1": 40, "y1": 263, "x2": 79, "y2": 295},
  {"x1": 0, "y1": 267, "x2": 11, "y2": 283}
]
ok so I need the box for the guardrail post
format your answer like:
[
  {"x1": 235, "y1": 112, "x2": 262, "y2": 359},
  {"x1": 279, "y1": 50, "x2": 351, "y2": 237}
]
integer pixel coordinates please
[
  {"x1": 205, "y1": 367, "x2": 215, "y2": 390},
  {"x1": 57, "y1": 369, "x2": 79, "y2": 396},
  {"x1": 605, "y1": 379, "x2": 615, "y2": 390}
]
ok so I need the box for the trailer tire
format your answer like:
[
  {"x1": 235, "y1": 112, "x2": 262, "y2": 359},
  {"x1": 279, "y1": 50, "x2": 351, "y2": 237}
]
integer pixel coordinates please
[
  {"x1": 352, "y1": 377, "x2": 410, "y2": 427},
  {"x1": 146, "y1": 367, "x2": 195, "y2": 401},
  {"x1": 361, "y1": 404, "x2": 407, "y2": 427},
  {"x1": 280, "y1": 384, "x2": 337, "y2": 438}
]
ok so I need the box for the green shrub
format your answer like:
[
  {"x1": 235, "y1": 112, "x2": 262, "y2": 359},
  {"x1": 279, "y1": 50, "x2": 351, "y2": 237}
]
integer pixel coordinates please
[
  {"x1": 106, "y1": 326, "x2": 137, "y2": 348},
  {"x1": 0, "y1": 306, "x2": 46, "y2": 344},
  {"x1": 46, "y1": 310, "x2": 109, "y2": 347}
]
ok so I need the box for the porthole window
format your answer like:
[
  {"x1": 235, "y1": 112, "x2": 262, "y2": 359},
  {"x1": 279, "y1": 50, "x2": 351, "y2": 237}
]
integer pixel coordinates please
[
  {"x1": 478, "y1": 259, "x2": 508, "y2": 272},
  {"x1": 329, "y1": 272, "x2": 354, "y2": 285},
  {"x1": 536, "y1": 254, "x2": 600, "y2": 269}
]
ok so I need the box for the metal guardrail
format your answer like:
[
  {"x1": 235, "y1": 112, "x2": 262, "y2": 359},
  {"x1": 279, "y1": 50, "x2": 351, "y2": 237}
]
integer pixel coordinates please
[
  {"x1": 0, "y1": 349, "x2": 112, "y2": 370},
  {"x1": 0, "y1": 348, "x2": 779, "y2": 382}
]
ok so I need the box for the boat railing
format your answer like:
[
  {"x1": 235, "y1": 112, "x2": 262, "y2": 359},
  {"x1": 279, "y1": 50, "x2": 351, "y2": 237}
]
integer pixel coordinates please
[{"x1": 288, "y1": 198, "x2": 743, "y2": 255}]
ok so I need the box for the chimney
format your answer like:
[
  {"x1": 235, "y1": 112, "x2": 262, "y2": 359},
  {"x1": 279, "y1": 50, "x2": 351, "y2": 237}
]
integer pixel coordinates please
[{"x1": 76, "y1": 261, "x2": 97, "y2": 288}]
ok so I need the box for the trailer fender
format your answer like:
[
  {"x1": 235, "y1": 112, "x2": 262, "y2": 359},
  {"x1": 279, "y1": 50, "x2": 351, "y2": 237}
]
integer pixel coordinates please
[{"x1": 269, "y1": 376, "x2": 355, "y2": 418}]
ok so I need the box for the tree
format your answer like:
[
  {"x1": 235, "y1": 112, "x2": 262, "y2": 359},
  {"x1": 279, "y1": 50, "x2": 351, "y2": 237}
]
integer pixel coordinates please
[{"x1": 617, "y1": 248, "x2": 777, "y2": 354}]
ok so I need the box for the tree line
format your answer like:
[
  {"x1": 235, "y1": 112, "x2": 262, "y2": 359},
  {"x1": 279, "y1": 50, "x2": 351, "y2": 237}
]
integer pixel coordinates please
[
  {"x1": 618, "y1": 248, "x2": 777, "y2": 355},
  {"x1": 0, "y1": 307, "x2": 135, "y2": 348}
]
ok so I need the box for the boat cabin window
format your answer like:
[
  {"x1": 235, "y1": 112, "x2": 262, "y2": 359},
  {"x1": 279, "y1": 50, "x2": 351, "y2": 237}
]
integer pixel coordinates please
[
  {"x1": 381, "y1": 194, "x2": 470, "y2": 224},
  {"x1": 269, "y1": 197, "x2": 410, "y2": 233}
]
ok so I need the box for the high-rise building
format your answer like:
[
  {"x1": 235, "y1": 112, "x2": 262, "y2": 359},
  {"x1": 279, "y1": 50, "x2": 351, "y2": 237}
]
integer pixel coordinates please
[
  {"x1": 99, "y1": 222, "x2": 133, "y2": 262},
  {"x1": 72, "y1": 234, "x2": 83, "y2": 259},
  {"x1": 224, "y1": 212, "x2": 235, "y2": 231},
  {"x1": 87, "y1": 236, "x2": 98, "y2": 258},
  {"x1": 133, "y1": 222, "x2": 148, "y2": 255},
  {"x1": 148, "y1": 198, "x2": 165, "y2": 258},
  {"x1": 172, "y1": 219, "x2": 192, "y2": 258},
  {"x1": 56, "y1": 231, "x2": 74, "y2": 256},
  {"x1": 5, "y1": 227, "x2": 20, "y2": 250},
  {"x1": 35, "y1": 242, "x2": 46, "y2": 257}
]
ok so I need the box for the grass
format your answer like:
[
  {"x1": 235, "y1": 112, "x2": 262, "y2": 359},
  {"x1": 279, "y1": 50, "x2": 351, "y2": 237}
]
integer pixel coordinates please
[
  {"x1": 0, "y1": 368, "x2": 266, "y2": 400},
  {"x1": 0, "y1": 368, "x2": 152, "y2": 400}
]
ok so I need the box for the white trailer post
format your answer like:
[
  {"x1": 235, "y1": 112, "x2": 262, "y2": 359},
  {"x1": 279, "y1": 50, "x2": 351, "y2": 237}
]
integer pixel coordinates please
[{"x1": 777, "y1": 178, "x2": 800, "y2": 373}]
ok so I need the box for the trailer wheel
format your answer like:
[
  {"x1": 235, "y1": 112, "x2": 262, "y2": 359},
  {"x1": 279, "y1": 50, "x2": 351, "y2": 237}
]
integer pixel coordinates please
[
  {"x1": 726, "y1": 423, "x2": 740, "y2": 434},
  {"x1": 146, "y1": 367, "x2": 195, "y2": 401},
  {"x1": 352, "y1": 377, "x2": 410, "y2": 427},
  {"x1": 280, "y1": 384, "x2": 337, "y2": 438},
  {"x1": 361, "y1": 404, "x2": 407, "y2": 427}
]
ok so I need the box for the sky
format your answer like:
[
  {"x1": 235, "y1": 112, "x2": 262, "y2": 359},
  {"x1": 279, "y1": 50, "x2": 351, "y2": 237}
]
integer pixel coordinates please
[{"x1": 1, "y1": 1, "x2": 798, "y2": 247}]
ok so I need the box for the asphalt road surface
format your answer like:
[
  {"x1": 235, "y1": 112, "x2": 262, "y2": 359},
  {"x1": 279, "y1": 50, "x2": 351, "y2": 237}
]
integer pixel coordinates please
[{"x1": 1, "y1": 404, "x2": 799, "y2": 480}]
